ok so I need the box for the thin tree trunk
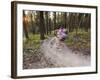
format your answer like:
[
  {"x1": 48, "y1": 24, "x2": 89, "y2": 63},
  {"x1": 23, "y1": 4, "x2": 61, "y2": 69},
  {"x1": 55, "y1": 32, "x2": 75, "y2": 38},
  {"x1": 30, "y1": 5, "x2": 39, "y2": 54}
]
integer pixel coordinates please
[
  {"x1": 54, "y1": 12, "x2": 56, "y2": 34},
  {"x1": 30, "y1": 12, "x2": 35, "y2": 34},
  {"x1": 45, "y1": 12, "x2": 49, "y2": 35},
  {"x1": 64, "y1": 13, "x2": 67, "y2": 28},
  {"x1": 49, "y1": 18, "x2": 51, "y2": 34}
]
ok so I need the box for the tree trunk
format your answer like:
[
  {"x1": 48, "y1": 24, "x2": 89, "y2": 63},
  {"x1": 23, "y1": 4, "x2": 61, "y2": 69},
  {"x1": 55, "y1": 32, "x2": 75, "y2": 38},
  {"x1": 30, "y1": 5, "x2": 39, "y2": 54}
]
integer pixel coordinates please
[
  {"x1": 39, "y1": 11, "x2": 45, "y2": 40},
  {"x1": 23, "y1": 10, "x2": 29, "y2": 39},
  {"x1": 45, "y1": 12, "x2": 49, "y2": 35},
  {"x1": 49, "y1": 18, "x2": 51, "y2": 34},
  {"x1": 53, "y1": 12, "x2": 56, "y2": 34},
  {"x1": 30, "y1": 12, "x2": 35, "y2": 34},
  {"x1": 64, "y1": 13, "x2": 67, "y2": 28}
]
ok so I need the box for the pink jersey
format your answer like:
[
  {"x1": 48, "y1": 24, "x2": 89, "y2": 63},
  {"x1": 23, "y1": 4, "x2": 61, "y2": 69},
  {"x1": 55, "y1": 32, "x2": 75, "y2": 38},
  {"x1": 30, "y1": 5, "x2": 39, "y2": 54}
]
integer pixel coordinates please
[{"x1": 57, "y1": 28, "x2": 66, "y2": 39}]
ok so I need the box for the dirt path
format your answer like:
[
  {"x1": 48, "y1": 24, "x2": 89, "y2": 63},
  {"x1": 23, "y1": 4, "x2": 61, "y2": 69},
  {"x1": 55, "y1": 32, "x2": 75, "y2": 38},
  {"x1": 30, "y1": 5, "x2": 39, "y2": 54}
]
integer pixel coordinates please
[
  {"x1": 23, "y1": 37, "x2": 91, "y2": 69},
  {"x1": 40, "y1": 37, "x2": 90, "y2": 67}
]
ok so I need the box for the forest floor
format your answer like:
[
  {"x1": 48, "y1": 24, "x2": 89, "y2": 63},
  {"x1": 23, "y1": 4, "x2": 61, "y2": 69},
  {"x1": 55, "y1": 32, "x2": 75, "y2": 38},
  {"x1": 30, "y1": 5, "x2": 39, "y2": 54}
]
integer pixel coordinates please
[{"x1": 23, "y1": 37, "x2": 90, "y2": 69}]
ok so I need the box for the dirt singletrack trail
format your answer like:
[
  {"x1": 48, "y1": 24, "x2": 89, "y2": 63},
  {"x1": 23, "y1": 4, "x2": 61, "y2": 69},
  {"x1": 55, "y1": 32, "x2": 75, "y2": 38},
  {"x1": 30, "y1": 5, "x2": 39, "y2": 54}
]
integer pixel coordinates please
[
  {"x1": 23, "y1": 37, "x2": 90, "y2": 69},
  {"x1": 40, "y1": 37, "x2": 90, "y2": 67}
]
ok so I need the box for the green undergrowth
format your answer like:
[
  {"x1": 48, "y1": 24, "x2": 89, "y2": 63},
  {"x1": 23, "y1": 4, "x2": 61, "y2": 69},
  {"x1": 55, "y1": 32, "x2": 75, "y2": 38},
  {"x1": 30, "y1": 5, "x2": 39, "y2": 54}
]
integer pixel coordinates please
[
  {"x1": 65, "y1": 30, "x2": 90, "y2": 54},
  {"x1": 23, "y1": 34, "x2": 41, "y2": 54}
]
